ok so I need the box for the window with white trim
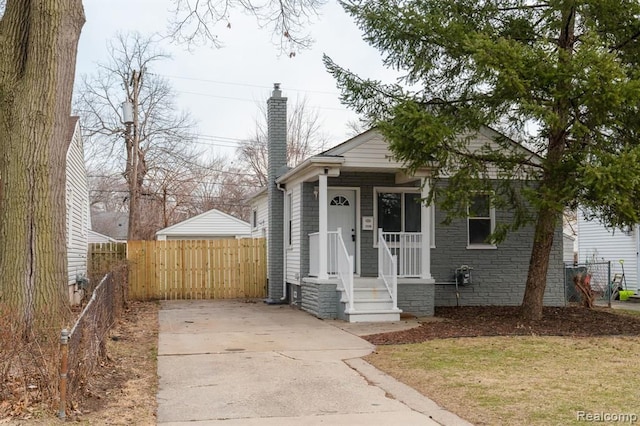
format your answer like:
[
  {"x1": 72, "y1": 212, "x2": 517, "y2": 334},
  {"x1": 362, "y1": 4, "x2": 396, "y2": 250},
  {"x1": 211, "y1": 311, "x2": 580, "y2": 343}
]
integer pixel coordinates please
[
  {"x1": 467, "y1": 194, "x2": 495, "y2": 247},
  {"x1": 252, "y1": 209, "x2": 258, "y2": 229},
  {"x1": 375, "y1": 188, "x2": 434, "y2": 245}
]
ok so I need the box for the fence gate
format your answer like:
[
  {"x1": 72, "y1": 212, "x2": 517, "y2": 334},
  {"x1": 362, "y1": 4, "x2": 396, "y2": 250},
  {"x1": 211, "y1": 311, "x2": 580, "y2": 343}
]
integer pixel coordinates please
[{"x1": 127, "y1": 239, "x2": 267, "y2": 300}]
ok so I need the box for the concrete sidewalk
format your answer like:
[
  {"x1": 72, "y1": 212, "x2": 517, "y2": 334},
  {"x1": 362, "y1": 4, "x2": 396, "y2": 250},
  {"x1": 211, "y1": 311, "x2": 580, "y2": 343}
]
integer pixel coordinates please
[{"x1": 156, "y1": 300, "x2": 471, "y2": 425}]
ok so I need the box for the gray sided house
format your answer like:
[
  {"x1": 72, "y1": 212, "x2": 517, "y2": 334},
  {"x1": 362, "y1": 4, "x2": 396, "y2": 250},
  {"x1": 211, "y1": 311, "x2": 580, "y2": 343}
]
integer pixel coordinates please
[
  {"x1": 250, "y1": 85, "x2": 565, "y2": 322},
  {"x1": 66, "y1": 116, "x2": 91, "y2": 304}
]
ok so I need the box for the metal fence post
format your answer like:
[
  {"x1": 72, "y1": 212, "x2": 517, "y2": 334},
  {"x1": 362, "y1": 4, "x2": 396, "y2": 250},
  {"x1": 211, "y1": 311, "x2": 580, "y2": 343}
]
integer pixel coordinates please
[
  {"x1": 59, "y1": 328, "x2": 69, "y2": 420},
  {"x1": 608, "y1": 261, "x2": 612, "y2": 308}
]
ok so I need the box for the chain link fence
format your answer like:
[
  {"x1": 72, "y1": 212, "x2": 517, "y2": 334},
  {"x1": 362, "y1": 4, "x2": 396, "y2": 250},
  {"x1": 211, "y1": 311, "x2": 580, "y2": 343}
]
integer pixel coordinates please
[
  {"x1": 565, "y1": 261, "x2": 612, "y2": 306},
  {"x1": 60, "y1": 263, "x2": 128, "y2": 417}
]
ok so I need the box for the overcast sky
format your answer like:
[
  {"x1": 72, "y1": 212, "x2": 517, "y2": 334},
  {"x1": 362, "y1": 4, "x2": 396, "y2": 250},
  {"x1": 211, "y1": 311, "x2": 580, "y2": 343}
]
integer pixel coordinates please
[{"x1": 75, "y1": 0, "x2": 400, "y2": 159}]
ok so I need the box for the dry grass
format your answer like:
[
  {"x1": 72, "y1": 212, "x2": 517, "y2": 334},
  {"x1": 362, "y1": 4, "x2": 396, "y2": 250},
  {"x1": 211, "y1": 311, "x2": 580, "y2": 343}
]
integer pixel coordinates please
[
  {"x1": 366, "y1": 336, "x2": 640, "y2": 425},
  {"x1": 2, "y1": 301, "x2": 159, "y2": 425}
]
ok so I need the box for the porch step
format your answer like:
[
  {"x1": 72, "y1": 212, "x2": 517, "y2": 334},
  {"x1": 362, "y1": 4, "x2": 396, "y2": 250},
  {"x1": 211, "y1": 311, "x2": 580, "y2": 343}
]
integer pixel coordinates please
[
  {"x1": 352, "y1": 298, "x2": 395, "y2": 311},
  {"x1": 353, "y1": 277, "x2": 387, "y2": 289},
  {"x1": 341, "y1": 277, "x2": 401, "y2": 322},
  {"x1": 353, "y1": 287, "x2": 392, "y2": 300},
  {"x1": 345, "y1": 308, "x2": 402, "y2": 323}
]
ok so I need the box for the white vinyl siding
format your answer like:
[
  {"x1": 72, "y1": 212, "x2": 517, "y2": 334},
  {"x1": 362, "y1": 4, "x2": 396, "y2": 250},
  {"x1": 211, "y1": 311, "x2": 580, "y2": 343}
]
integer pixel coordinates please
[
  {"x1": 65, "y1": 121, "x2": 89, "y2": 287},
  {"x1": 156, "y1": 209, "x2": 250, "y2": 240},
  {"x1": 285, "y1": 183, "x2": 302, "y2": 285},
  {"x1": 286, "y1": 192, "x2": 293, "y2": 247},
  {"x1": 327, "y1": 128, "x2": 540, "y2": 177},
  {"x1": 577, "y1": 209, "x2": 638, "y2": 291},
  {"x1": 341, "y1": 133, "x2": 408, "y2": 169},
  {"x1": 250, "y1": 195, "x2": 268, "y2": 239}
]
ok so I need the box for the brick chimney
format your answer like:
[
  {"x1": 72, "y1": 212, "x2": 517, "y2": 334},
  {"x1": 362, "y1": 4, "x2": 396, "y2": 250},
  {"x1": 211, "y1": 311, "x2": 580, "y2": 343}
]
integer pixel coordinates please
[{"x1": 266, "y1": 83, "x2": 287, "y2": 303}]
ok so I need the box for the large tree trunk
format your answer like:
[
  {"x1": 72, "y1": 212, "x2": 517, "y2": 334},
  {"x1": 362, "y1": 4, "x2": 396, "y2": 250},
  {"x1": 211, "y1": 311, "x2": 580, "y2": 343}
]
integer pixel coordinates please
[
  {"x1": 521, "y1": 205, "x2": 560, "y2": 321},
  {"x1": 521, "y1": 3, "x2": 575, "y2": 321},
  {"x1": 0, "y1": 0, "x2": 85, "y2": 340}
]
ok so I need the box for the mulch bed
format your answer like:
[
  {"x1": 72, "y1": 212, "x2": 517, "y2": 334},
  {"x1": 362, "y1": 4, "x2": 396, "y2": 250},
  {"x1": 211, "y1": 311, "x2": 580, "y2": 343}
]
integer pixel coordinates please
[{"x1": 364, "y1": 306, "x2": 640, "y2": 345}]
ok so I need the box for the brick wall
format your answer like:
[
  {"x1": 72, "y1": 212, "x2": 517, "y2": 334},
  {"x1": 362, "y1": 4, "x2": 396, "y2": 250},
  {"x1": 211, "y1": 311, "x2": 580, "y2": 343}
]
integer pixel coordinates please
[
  {"x1": 431, "y1": 191, "x2": 565, "y2": 307},
  {"x1": 267, "y1": 85, "x2": 287, "y2": 301},
  {"x1": 398, "y1": 281, "x2": 435, "y2": 316},
  {"x1": 301, "y1": 279, "x2": 338, "y2": 319}
]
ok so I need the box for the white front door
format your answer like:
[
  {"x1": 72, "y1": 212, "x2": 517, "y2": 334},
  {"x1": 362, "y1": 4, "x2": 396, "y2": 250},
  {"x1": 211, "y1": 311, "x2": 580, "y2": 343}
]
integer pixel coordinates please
[{"x1": 328, "y1": 189, "x2": 356, "y2": 272}]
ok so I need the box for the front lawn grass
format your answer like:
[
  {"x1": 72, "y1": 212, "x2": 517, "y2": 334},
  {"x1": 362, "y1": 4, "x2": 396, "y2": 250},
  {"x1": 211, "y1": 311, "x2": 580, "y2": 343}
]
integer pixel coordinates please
[{"x1": 366, "y1": 336, "x2": 640, "y2": 425}]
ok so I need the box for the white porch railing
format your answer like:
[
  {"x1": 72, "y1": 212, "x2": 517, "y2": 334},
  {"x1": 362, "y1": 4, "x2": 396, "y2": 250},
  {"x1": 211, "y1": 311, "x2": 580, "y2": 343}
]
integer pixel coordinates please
[
  {"x1": 380, "y1": 232, "x2": 422, "y2": 277},
  {"x1": 378, "y1": 229, "x2": 398, "y2": 310},
  {"x1": 335, "y1": 228, "x2": 354, "y2": 312},
  {"x1": 309, "y1": 231, "x2": 340, "y2": 277}
]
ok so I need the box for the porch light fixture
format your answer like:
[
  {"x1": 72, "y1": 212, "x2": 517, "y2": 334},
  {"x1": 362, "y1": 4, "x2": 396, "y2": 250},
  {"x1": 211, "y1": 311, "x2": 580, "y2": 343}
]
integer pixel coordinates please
[{"x1": 313, "y1": 187, "x2": 318, "y2": 200}]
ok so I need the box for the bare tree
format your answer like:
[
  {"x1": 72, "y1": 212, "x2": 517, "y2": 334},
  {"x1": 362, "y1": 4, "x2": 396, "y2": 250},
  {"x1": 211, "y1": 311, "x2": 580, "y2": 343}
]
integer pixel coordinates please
[
  {"x1": 75, "y1": 32, "x2": 201, "y2": 240},
  {"x1": 345, "y1": 118, "x2": 368, "y2": 138},
  {"x1": 238, "y1": 96, "x2": 328, "y2": 186},
  {"x1": 168, "y1": 0, "x2": 325, "y2": 54},
  {"x1": 187, "y1": 157, "x2": 256, "y2": 221}
]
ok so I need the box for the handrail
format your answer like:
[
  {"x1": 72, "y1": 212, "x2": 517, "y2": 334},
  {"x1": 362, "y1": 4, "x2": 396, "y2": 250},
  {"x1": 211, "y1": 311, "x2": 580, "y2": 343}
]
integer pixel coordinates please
[
  {"x1": 378, "y1": 229, "x2": 398, "y2": 310},
  {"x1": 380, "y1": 231, "x2": 422, "y2": 277},
  {"x1": 335, "y1": 228, "x2": 354, "y2": 312}
]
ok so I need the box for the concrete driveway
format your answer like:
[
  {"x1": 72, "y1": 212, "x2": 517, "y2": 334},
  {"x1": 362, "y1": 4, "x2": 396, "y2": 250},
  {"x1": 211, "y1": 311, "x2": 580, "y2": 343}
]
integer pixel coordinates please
[{"x1": 156, "y1": 300, "x2": 471, "y2": 425}]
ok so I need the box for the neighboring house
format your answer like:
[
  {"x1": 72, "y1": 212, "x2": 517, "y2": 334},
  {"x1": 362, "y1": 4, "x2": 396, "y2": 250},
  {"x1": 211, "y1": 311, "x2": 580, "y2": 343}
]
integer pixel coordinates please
[
  {"x1": 65, "y1": 116, "x2": 91, "y2": 304},
  {"x1": 91, "y1": 211, "x2": 129, "y2": 242},
  {"x1": 88, "y1": 229, "x2": 118, "y2": 244},
  {"x1": 563, "y1": 233, "x2": 576, "y2": 264},
  {"x1": 249, "y1": 85, "x2": 565, "y2": 322},
  {"x1": 250, "y1": 189, "x2": 269, "y2": 239},
  {"x1": 577, "y1": 209, "x2": 638, "y2": 291},
  {"x1": 156, "y1": 208, "x2": 251, "y2": 240}
]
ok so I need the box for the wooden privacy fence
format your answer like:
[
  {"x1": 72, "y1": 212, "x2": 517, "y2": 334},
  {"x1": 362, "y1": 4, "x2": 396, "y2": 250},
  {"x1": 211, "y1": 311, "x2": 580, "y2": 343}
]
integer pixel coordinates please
[
  {"x1": 88, "y1": 242, "x2": 127, "y2": 283},
  {"x1": 127, "y1": 238, "x2": 267, "y2": 300}
]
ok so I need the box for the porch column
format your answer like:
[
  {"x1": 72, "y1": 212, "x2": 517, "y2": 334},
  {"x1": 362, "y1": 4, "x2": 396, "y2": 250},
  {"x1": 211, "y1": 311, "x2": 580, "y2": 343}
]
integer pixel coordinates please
[
  {"x1": 421, "y1": 177, "x2": 433, "y2": 279},
  {"x1": 318, "y1": 173, "x2": 328, "y2": 280}
]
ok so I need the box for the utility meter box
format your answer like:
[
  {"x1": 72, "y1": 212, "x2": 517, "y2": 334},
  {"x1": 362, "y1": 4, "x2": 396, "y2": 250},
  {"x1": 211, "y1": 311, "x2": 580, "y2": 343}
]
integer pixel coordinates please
[{"x1": 455, "y1": 265, "x2": 473, "y2": 286}]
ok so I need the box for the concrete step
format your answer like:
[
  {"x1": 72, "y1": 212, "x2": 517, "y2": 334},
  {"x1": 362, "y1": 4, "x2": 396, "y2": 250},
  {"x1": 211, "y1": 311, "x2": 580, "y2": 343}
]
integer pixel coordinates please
[
  {"x1": 352, "y1": 298, "x2": 395, "y2": 311},
  {"x1": 340, "y1": 277, "x2": 401, "y2": 322},
  {"x1": 345, "y1": 308, "x2": 402, "y2": 323},
  {"x1": 353, "y1": 278, "x2": 388, "y2": 290},
  {"x1": 353, "y1": 288, "x2": 392, "y2": 300}
]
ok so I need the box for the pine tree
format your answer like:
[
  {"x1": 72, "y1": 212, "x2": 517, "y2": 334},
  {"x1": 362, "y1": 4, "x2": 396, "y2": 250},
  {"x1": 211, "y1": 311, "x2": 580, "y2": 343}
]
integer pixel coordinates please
[{"x1": 325, "y1": 0, "x2": 640, "y2": 320}]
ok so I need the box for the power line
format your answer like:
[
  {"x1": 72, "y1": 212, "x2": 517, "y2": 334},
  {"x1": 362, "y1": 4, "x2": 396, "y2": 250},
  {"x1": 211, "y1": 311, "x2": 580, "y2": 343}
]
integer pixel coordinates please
[{"x1": 150, "y1": 72, "x2": 343, "y2": 97}]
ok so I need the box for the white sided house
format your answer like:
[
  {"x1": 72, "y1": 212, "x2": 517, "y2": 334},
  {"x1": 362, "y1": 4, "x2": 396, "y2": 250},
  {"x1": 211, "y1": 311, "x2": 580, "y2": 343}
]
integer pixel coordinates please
[
  {"x1": 577, "y1": 209, "x2": 638, "y2": 291},
  {"x1": 66, "y1": 116, "x2": 91, "y2": 304},
  {"x1": 250, "y1": 84, "x2": 565, "y2": 323},
  {"x1": 88, "y1": 229, "x2": 118, "y2": 244},
  {"x1": 156, "y1": 208, "x2": 251, "y2": 241}
]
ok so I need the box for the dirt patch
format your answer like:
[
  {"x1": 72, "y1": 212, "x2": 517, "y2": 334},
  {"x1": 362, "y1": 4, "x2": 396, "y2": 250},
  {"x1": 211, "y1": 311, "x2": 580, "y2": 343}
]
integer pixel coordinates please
[
  {"x1": 2, "y1": 301, "x2": 159, "y2": 425},
  {"x1": 364, "y1": 305, "x2": 640, "y2": 345},
  {"x1": 67, "y1": 301, "x2": 159, "y2": 425}
]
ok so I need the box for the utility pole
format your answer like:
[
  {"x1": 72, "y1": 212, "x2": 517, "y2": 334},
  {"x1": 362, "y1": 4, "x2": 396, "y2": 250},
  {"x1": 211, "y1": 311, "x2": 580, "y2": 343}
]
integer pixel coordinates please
[{"x1": 123, "y1": 69, "x2": 142, "y2": 241}]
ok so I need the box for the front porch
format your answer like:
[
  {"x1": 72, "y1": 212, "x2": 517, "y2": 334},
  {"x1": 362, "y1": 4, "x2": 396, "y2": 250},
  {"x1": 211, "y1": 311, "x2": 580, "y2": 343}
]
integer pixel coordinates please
[{"x1": 304, "y1": 228, "x2": 434, "y2": 322}]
